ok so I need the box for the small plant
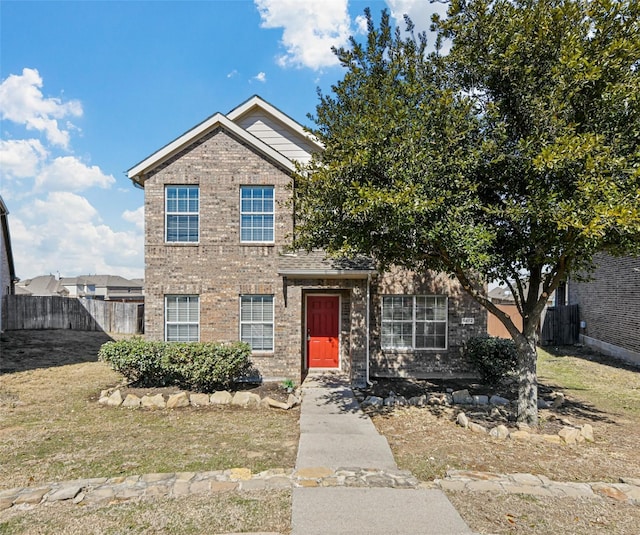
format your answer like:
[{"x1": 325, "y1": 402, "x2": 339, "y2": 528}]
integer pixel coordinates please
[
  {"x1": 281, "y1": 379, "x2": 295, "y2": 392},
  {"x1": 465, "y1": 334, "x2": 518, "y2": 386}
]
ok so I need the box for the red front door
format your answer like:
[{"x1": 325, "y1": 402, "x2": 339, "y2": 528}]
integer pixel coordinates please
[{"x1": 306, "y1": 295, "x2": 340, "y2": 368}]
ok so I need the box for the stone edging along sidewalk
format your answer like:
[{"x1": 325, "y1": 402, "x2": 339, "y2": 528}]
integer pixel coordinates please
[{"x1": 2, "y1": 468, "x2": 639, "y2": 512}]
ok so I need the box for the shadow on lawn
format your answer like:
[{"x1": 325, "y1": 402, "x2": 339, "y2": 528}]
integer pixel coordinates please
[{"x1": 0, "y1": 329, "x2": 114, "y2": 374}]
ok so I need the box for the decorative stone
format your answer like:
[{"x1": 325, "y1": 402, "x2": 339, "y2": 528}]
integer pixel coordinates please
[
  {"x1": 472, "y1": 395, "x2": 489, "y2": 406},
  {"x1": 167, "y1": 392, "x2": 190, "y2": 408},
  {"x1": 409, "y1": 395, "x2": 427, "y2": 407},
  {"x1": 189, "y1": 393, "x2": 210, "y2": 406},
  {"x1": 228, "y1": 468, "x2": 252, "y2": 481},
  {"x1": 287, "y1": 393, "x2": 301, "y2": 408},
  {"x1": 592, "y1": 483, "x2": 628, "y2": 502},
  {"x1": 538, "y1": 398, "x2": 551, "y2": 409},
  {"x1": 106, "y1": 390, "x2": 123, "y2": 407},
  {"x1": 580, "y1": 423, "x2": 594, "y2": 442},
  {"x1": 122, "y1": 394, "x2": 141, "y2": 408},
  {"x1": 468, "y1": 422, "x2": 488, "y2": 434},
  {"x1": 552, "y1": 392, "x2": 565, "y2": 408},
  {"x1": 383, "y1": 395, "x2": 396, "y2": 406},
  {"x1": 262, "y1": 397, "x2": 289, "y2": 410},
  {"x1": 395, "y1": 395, "x2": 408, "y2": 406},
  {"x1": 542, "y1": 434, "x2": 562, "y2": 444},
  {"x1": 558, "y1": 427, "x2": 580, "y2": 444},
  {"x1": 231, "y1": 391, "x2": 261, "y2": 407},
  {"x1": 361, "y1": 395, "x2": 383, "y2": 408},
  {"x1": 489, "y1": 424, "x2": 510, "y2": 439},
  {"x1": 509, "y1": 430, "x2": 531, "y2": 441},
  {"x1": 489, "y1": 395, "x2": 510, "y2": 406},
  {"x1": 456, "y1": 412, "x2": 469, "y2": 428},
  {"x1": 13, "y1": 487, "x2": 49, "y2": 505},
  {"x1": 141, "y1": 394, "x2": 165, "y2": 409},
  {"x1": 452, "y1": 389, "x2": 473, "y2": 405},
  {"x1": 295, "y1": 467, "x2": 333, "y2": 479},
  {"x1": 210, "y1": 391, "x2": 232, "y2": 405}
]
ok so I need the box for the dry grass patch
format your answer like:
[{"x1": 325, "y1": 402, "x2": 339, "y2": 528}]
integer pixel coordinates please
[
  {"x1": 0, "y1": 490, "x2": 291, "y2": 534},
  {"x1": 368, "y1": 346, "x2": 640, "y2": 534},
  {"x1": 0, "y1": 330, "x2": 299, "y2": 491}
]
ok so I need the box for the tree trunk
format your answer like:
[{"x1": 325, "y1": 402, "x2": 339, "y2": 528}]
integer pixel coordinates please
[{"x1": 514, "y1": 335, "x2": 538, "y2": 426}]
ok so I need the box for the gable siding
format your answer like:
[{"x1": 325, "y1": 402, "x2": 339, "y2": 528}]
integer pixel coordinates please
[
  {"x1": 569, "y1": 254, "x2": 640, "y2": 356},
  {"x1": 235, "y1": 112, "x2": 317, "y2": 163}
]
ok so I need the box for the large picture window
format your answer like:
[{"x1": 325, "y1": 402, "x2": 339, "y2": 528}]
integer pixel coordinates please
[
  {"x1": 240, "y1": 295, "x2": 274, "y2": 351},
  {"x1": 166, "y1": 186, "x2": 199, "y2": 242},
  {"x1": 240, "y1": 186, "x2": 274, "y2": 243},
  {"x1": 165, "y1": 295, "x2": 199, "y2": 342},
  {"x1": 381, "y1": 295, "x2": 447, "y2": 349}
]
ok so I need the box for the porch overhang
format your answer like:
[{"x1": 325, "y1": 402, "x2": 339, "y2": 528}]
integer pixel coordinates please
[
  {"x1": 277, "y1": 250, "x2": 376, "y2": 280},
  {"x1": 277, "y1": 269, "x2": 374, "y2": 280}
]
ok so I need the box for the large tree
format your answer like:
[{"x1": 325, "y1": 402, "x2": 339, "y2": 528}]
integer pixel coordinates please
[{"x1": 293, "y1": 1, "x2": 640, "y2": 424}]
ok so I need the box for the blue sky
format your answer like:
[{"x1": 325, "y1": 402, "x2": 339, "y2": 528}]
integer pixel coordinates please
[{"x1": 1, "y1": 0, "x2": 445, "y2": 280}]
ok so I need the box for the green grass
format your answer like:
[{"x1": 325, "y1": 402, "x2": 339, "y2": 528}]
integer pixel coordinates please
[{"x1": 537, "y1": 347, "x2": 640, "y2": 416}]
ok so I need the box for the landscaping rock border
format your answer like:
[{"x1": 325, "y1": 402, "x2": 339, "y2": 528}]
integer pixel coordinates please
[
  {"x1": 98, "y1": 388, "x2": 301, "y2": 411},
  {"x1": 360, "y1": 388, "x2": 596, "y2": 445}
]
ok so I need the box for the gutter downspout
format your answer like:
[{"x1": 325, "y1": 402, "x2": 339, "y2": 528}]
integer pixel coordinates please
[{"x1": 365, "y1": 273, "x2": 373, "y2": 386}]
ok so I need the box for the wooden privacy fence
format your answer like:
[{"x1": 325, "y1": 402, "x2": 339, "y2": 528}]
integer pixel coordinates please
[
  {"x1": 540, "y1": 304, "x2": 580, "y2": 346},
  {"x1": 3, "y1": 295, "x2": 144, "y2": 334}
]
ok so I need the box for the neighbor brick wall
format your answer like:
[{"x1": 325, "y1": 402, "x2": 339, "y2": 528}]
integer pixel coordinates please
[
  {"x1": 369, "y1": 267, "x2": 487, "y2": 379},
  {"x1": 143, "y1": 128, "x2": 297, "y2": 379},
  {"x1": 569, "y1": 254, "x2": 640, "y2": 354}
]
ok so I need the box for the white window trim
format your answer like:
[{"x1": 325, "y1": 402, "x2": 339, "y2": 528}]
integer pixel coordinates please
[
  {"x1": 381, "y1": 295, "x2": 448, "y2": 350},
  {"x1": 239, "y1": 294, "x2": 275, "y2": 353},
  {"x1": 165, "y1": 185, "x2": 199, "y2": 243},
  {"x1": 164, "y1": 295, "x2": 200, "y2": 342},
  {"x1": 239, "y1": 185, "x2": 275, "y2": 244}
]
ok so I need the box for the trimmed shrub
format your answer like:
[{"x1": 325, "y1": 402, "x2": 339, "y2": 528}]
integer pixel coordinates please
[
  {"x1": 464, "y1": 335, "x2": 518, "y2": 386},
  {"x1": 98, "y1": 338, "x2": 253, "y2": 391}
]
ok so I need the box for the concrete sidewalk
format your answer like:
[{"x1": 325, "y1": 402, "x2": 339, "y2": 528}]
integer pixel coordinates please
[{"x1": 291, "y1": 373, "x2": 474, "y2": 535}]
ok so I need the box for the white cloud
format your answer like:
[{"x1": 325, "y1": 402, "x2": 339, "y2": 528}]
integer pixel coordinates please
[
  {"x1": 253, "y1": 71, "x2": 267, "y2": 83},
  {"x1": 34, "y1": 156, "x2": 116, "y2": 192},
  {"x1": 254, "y1": 0, "x2": 355, "y2": 70},
  {"x1": 227, "y1": 69, "x2": 238, "y2": 78},
  {"x1": 122, "y1": 205, "x2": 144, "y2": 232},
  {"x1": 0, "y1": 139, "x2": 48, "y2": 179},
  {"x1": 12, "y1": 192, "x2": 144, "y2": 279},
  {"x1": 385, "y1": 0, "x2": 449, "y2": 45},
  {"x1": 0, "y1": 68, "x2": 82, "y2": 148}
]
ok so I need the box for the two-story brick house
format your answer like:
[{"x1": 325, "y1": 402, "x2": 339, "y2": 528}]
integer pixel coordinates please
[{"x1": 128, "y1": 96, "x2": 486, "y2": 385}]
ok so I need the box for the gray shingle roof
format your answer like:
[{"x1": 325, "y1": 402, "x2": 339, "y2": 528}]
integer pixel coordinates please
[{"x1": 277, "y1": 250, "x2": 375, "y2": 279}]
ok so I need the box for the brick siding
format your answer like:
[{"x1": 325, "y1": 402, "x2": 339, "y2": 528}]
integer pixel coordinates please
[{"x1": 569, "y1": 254, "x2": 640, "y2": 354}]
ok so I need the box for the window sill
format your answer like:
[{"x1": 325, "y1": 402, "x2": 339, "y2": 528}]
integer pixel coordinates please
[{"x1": 164, "y1": 242, "x2": 200, "y2": 246}]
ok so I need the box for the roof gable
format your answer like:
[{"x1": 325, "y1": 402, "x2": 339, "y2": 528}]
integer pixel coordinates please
[{"x1": 128, "y1": 96, "x2": 320, "y2": 186}]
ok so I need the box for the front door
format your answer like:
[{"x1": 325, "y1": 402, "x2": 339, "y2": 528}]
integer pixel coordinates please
[{"x1": 306, "y1": 295, "x2": 340, "y2": 368}]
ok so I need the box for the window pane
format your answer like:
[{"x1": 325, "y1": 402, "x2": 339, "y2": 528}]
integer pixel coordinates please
[
  {"x1": 166, "y1": 186, "x2": 199, "y2": 242},
  {"x1": 240, "y1": 295, "x2": 274, "y2": 351},
  {"x1": 165, "y1": 295, "x2": 199, "y2": 342},
  {"x1": 240, "y1": 186, "x2": 274, "y2": 243}
]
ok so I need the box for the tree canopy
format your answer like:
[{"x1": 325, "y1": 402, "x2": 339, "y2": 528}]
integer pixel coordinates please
[{"x1": 293, "y1": 0, "x2": 640, "y2": 424}]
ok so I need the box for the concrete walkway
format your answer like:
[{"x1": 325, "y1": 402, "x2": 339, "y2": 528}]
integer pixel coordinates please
[{"x1": 291, "y1": 373, "x2": 474, "y2": 535}]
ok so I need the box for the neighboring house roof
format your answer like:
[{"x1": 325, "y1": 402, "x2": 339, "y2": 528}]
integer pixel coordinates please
[
  {"x1": 127, "y1": 95, "x2": 323, "y2": 186},
  {"x1": 16, "y1": 275, "x2": 67, "y2": 296},
  {"x1": 278, "y1": 250, "x2": 376, "y2": 279},
  {"x1": 489, "y1": 282, "x2": 554, "y2": 305},
  {"x1": 0, "y1": 195, "x2": 17, "y2": 289}
]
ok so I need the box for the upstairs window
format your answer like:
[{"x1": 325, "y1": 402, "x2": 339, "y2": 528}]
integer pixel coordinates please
[
  {"x1": 240, "y1": 186, "x2": 274, "y2": 243},
  {"x1": 166, "y1": 186, "x2": 199, "y2": 242},
  {"x1": 381, "y1": 295, "x2": 447, "y2": 350}
]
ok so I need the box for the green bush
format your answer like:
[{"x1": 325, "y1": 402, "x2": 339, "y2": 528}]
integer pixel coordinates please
[
  {"x1": 464, "y1": 335, "x2": 518, "y2": 386},
  {"x1": 98, "y1": 338, "x2": 253, "y2": 392}
]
